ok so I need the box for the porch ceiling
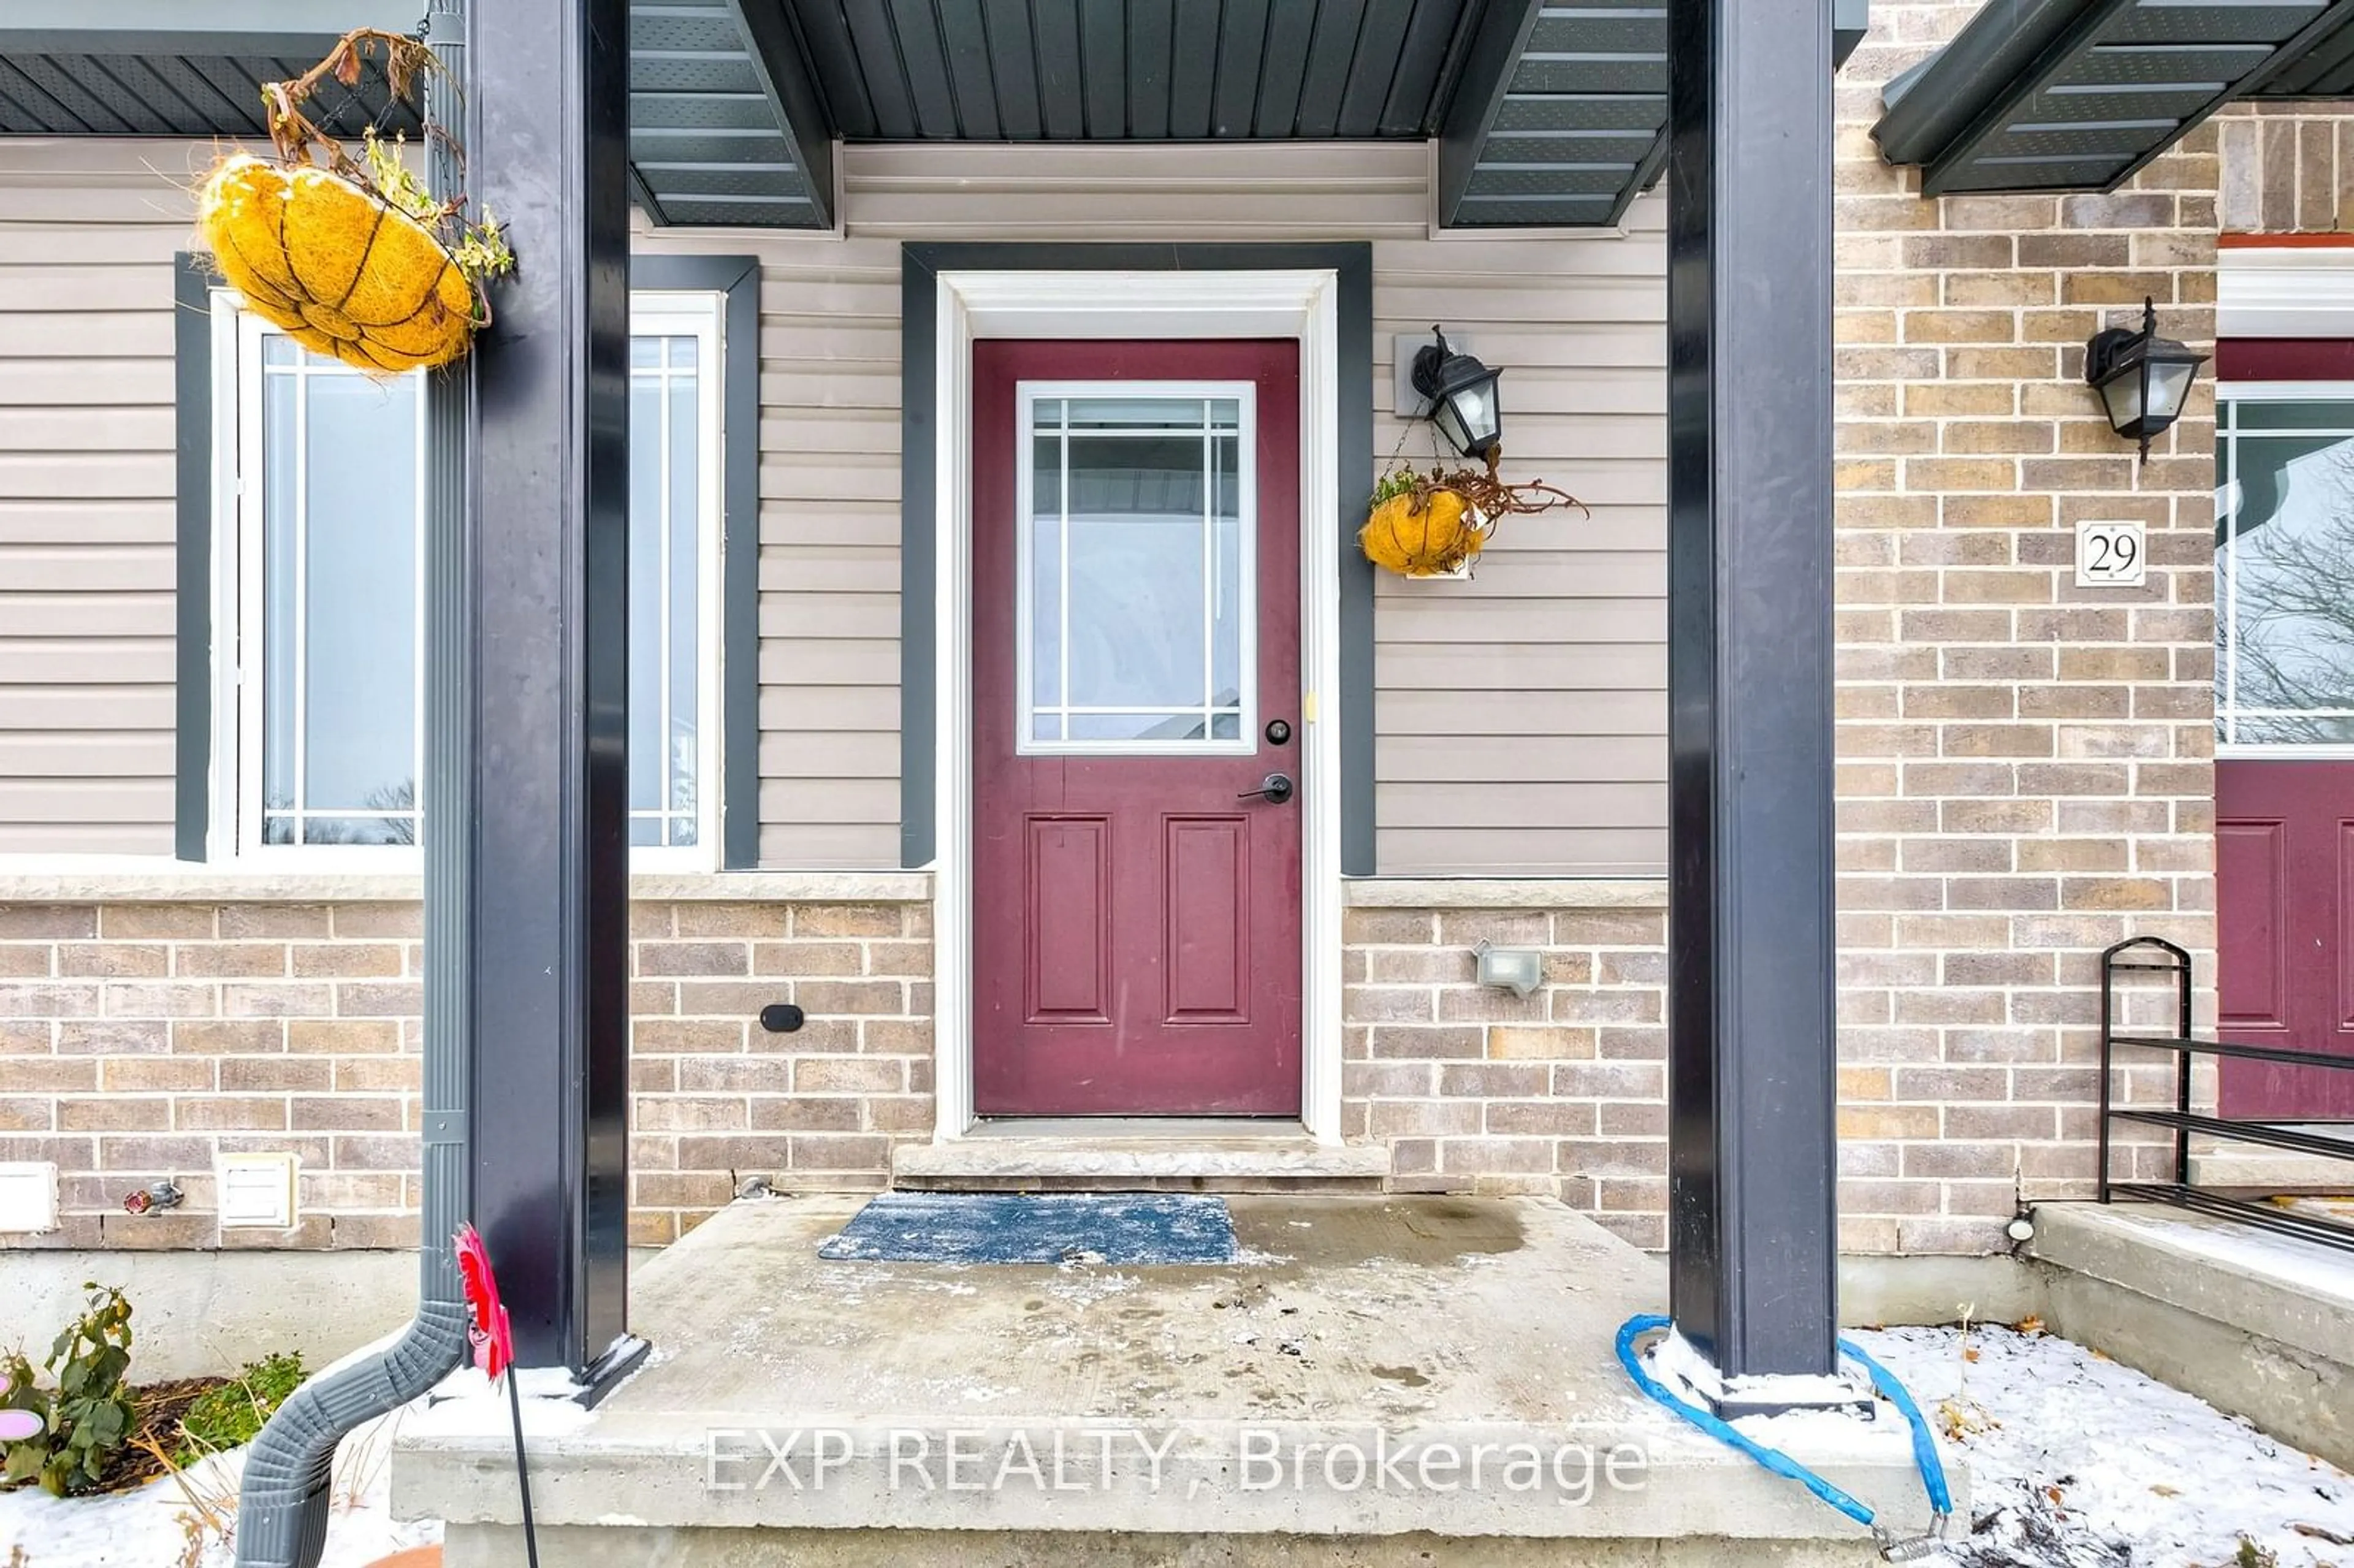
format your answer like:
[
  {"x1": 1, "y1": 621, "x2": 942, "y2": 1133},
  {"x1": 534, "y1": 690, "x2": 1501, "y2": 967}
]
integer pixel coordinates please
[
  {"x1": 0, "y1": 1, "x2": 420, "y2": 141},
  {"x1": 0, "y1": 0, "x2": 1871, "y2": 231},
  {"x1": 1873, "y1": 0, "x2": 2354, "y2": 197},
  {"x1": 783, "y1": 0, "x2": 1479, "y2": 142}
]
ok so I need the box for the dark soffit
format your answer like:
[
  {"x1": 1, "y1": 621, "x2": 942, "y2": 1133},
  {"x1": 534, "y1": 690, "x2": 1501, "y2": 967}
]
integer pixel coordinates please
[{"x1": 1873, "y1": 0, "x2": 2354, "y2": 196}]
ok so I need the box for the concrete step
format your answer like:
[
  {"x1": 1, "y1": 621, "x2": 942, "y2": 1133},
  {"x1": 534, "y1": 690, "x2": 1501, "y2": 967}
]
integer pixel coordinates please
[
  {"x1": 2028, "y1": 1200, "x2": 2354, "y2": 1471},
  {"x1": 441, "y1": 1524, "x2": 1883, "y2": 1566},
  {"x1": 893, "y1": 1128, "x2": 1392, "y2": 1192}
]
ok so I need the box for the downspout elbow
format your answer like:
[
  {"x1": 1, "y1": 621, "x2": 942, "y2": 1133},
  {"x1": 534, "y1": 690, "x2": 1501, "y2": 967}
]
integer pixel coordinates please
[{"x1": 231, "y1": 1299, "x2": 470, "y2": 1568}]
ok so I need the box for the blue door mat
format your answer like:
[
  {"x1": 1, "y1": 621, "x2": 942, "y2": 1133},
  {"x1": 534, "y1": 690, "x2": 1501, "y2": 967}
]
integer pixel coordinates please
[{"x1": 817, "y1": 1192, "x2": 1239, "y2": 1265}]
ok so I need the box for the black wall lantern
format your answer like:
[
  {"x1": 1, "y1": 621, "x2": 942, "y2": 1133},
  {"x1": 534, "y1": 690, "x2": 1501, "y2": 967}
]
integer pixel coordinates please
[
  {"x1": 2084, "y1": 297, "x2": 2206, "y2": 462},
  {"x1": 1411, "y1": 325, "x2": 1505, "y2": 466}
]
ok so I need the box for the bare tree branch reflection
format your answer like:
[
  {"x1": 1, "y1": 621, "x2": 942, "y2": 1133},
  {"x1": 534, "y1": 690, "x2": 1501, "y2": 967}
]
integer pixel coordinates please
[{"x1": 2217, "y1": 438, "x2": 2354, "y2": 744}]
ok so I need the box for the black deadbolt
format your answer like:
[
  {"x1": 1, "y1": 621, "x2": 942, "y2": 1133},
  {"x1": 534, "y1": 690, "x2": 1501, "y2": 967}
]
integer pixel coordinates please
[
  {"x1": 759, "y1": 1003, "x2": 806, "y2": 1034},
  {"x1": 1265, "y1": 719, "x2": 1293, "y2": 746}
]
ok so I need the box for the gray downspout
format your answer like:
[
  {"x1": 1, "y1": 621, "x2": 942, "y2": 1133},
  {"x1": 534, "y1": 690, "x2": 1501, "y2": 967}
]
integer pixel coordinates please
[{"x1": 234, "y1": 7, "x2": 475, "y2": 1562}]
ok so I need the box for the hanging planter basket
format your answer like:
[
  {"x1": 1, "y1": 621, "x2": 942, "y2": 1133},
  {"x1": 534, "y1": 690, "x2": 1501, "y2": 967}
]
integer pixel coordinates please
[
  {"x1": 1360, "y1": 484, "x2": 1490, "y2": 579},
  {"x1": 1358, "y1": 455, "x2": 1585, "y2": 580},
  {"x1": 196, "y1": 30, "x2": 510, "y2": 375}
]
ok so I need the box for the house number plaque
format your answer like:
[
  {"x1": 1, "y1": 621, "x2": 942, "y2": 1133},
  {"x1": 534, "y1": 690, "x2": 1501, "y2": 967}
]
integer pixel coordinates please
[{"x1": 2074, "y1": 520, "x2": 2146, "y2": 588}]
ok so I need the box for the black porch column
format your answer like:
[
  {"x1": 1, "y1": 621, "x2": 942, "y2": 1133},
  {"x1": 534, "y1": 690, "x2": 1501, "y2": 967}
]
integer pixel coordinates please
[
  {"x1": 1663, "y1": 0, "x2": 1840, "y2": 1386},
  {"x1": 464, "y1": 0, "x2": 636, "y2": 1376}
]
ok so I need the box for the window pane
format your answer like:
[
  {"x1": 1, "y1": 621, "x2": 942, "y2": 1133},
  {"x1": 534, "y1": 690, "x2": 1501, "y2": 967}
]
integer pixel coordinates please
[
  {"x1": 2234, "y1": 712, "x2": 2354, "y2": 745},
  {"x1": 1070, "y1": 712, "x2": 1204, "y2": 742},
  {"x1": 1021, "y1": 394, "x2": 1252, "y2": 750},
  {"x1": 2218, "y1": 421, "x2": 2354, "y2": 733},
  {"x1": 262, "y1": 370, "x2": 299, "y2": 840},
  {"x1": 1065, "y1": 434, "x2": 1207, "y2": 709},
  {"x1": 1031, "y1": 435, "x2": 1062, "y2": 708},
  {"x1": 296, "y1": 371, "x2": 419, "y2": 835},
  {"x1": 2234, "y1": 401, "x2": 2354, "y2": 432},
  {"x1": 667, "y1": 371, "x2": 700, "y2": 837},
  {"x1": 306, "y1": 815, "x2": 415, "y2": 847},
  {"x1": 628, "y1": 375, "x2": 665, "y2": 814}
]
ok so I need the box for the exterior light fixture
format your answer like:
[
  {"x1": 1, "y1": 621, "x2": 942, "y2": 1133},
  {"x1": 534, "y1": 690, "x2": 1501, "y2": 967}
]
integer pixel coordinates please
[
  {"x1": 1472, "y1": 940, "x2": 1544, "y2": 999},
  {"x1": 2083, "y1": 297, "x2": 2206, "y2": 462},
  {"x1": 1411, "y1": 325, "x2": 1505, "y2": 465}
]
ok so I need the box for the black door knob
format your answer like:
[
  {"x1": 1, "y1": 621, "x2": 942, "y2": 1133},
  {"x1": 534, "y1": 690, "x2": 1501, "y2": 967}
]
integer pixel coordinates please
[{"x1": 1238, "y1": 773, "x2": 1295, "y2": 804}]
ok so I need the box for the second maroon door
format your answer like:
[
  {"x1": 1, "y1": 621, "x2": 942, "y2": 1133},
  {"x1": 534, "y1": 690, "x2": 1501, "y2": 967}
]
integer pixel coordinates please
[
  {"x1": 970, "y1": 340, "x2": 1304, "y2": 1116},
  {"x1": 2217, "y1": 759, "x2": 2354, "y2": 1119}
]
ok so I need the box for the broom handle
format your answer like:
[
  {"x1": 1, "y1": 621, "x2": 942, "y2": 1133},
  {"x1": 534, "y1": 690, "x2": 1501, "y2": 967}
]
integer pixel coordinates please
[{"x1": 506, "y1": 1372, "x2": 540, "y2": 1568}]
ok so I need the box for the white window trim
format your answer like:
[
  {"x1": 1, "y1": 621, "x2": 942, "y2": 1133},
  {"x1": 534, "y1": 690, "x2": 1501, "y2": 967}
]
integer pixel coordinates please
[
  {"x1": 929, "y1": 269, "x2": 1347, "y2": 1147},
  {"x1": 629, "y1": 295, "x2": 728, "y2": 872},
  {"x1": 217, "y1": 307, "x2": 428, "y2": 869},
  {"x1": 2214, "y1": 379, "x2": 2354, "y2": 761},
  {"x1": 1014, "y1": 379, "x2": 1260, "y2": 758},
  {"x1": 207, "y1": 290, "x2": 729, "y2": 869}
]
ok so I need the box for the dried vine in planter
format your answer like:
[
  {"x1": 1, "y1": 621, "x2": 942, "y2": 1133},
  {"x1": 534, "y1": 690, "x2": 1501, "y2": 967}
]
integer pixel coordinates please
[
  {"x1": 1359, "y1": 451, "x2": 1587, "y2": 579},
  {"x1": 197, "y1": 29, "x2": 511, "y2": 374}
]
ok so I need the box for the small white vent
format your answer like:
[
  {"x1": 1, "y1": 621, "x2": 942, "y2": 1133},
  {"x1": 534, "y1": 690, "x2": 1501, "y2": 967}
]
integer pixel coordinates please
[
  {"x1": 0, "y1": 1162, "x2": 59, "y2": 1234},
  {"x1": 217, "y1": 1152, "x2": 299, "y2": 1229}
]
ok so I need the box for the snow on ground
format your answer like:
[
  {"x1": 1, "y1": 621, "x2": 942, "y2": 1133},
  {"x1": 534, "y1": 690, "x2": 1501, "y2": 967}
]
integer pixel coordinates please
[
  {"x1": 0, "y1": 1408, "x2": 437, "y2": 1568},
  {"x1": 1852, "y1": 1324, "x2": 2354, "y2": 1568}
]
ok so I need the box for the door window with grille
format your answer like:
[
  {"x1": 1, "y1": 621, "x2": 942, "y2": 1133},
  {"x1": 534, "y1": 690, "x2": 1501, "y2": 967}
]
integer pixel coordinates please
[{"x1": 2215, "y1": 387, "x2": 2354, "y2": 752}]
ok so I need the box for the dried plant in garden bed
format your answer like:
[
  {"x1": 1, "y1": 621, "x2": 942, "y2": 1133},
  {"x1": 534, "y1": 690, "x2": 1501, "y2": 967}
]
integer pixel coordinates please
[
  {"x1": 1358, "y1": 454, "x2": 1585, "y2": 579},
  {"x1": 197, "y1": 28, "x2": 511, "y2": 374}
]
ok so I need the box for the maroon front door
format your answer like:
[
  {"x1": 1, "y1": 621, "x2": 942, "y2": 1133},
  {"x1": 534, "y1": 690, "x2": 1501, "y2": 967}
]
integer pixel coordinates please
[
  {"x1": 2212, "y1": 367, "x2": 2354, "y2": 1120},
  {"x1": 2217, "y1": 762, "x2": 2354, "y2": 1119},
  {"x1": 970, "y1": 340, "x2": 1304, "y2": 1116}
]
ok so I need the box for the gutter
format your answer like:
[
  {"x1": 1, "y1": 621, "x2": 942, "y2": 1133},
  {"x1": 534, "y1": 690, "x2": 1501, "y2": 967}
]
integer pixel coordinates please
[
  {"x1": 234, "y1": 8, "x2": 476, "y2": 1563},
  {"x1": 1869, "y1": 0, "x2": 2091, "y2": 166}
]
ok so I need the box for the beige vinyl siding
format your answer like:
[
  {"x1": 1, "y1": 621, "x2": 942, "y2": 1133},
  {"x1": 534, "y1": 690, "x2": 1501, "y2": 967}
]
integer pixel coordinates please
[
  {"x1": 1369, "y1": 224, "x2": 1668, "y2": 875},
  {"x1": 0, "y1": 139, "x2": 192, "y2": 854},
  {"x1": 643, "y1": 142, "x2": 1670, "y2": 875},
  {"x1": 6, "y1": 139, "x2": 1669, "y2": 875}
]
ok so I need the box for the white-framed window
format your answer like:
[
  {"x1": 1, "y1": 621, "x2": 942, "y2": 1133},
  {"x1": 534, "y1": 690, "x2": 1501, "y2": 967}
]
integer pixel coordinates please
[
  {"x1": 1013, "y1": 382, "x2": 1259, "y2": 756},
  {"x1": 211, "y1": 292, "x2": 726, "y2": 865},
  {"x1": 2215, "y1": 382, "x2": 2354, "y2": 757}
]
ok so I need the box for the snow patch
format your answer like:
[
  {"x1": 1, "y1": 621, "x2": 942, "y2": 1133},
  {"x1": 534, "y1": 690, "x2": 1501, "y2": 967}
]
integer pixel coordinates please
[
  {"x1": 0, "y1": 1408, "x2": 434, "y2": 1568},
  {"x1": 1855, "y1": 1324, "x2": 2354, "y2": 1568}
]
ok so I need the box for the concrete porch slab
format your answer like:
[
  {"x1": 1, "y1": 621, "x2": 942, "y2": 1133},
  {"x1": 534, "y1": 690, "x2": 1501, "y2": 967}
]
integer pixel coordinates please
[{"x1": 396, "y1": 1196, "x2": 1952, "y2": 1561}]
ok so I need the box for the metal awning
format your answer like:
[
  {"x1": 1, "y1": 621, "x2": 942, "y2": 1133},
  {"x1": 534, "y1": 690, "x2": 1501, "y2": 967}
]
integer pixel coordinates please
[
  {"x1": 1874, "y1": 0, "x2": 2354, "y2": 196},
  {"x1": 2, "y1": 0, "x2": 1865, "y2": 230}
]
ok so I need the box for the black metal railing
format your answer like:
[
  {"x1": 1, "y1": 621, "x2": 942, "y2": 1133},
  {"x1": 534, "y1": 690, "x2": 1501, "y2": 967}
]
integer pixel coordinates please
[{"x1": 2098, "y1": 935, "x2": 2354, "y2": 1254}]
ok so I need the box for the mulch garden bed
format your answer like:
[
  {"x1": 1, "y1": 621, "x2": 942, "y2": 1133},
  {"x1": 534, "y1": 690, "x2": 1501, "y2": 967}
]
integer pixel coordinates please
[{"x1": 1, "y1": 1375, "x2": 230, "y2": 1496}]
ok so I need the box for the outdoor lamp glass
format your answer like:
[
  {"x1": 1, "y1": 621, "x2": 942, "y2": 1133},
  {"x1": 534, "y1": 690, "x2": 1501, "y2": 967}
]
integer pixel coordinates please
[
  {"x1": 2084, "y1": 297, "x2": 2206, "y2": 462},
  {"x1": 1411, "y1": 325, "x2": 1505, "y2": 465}
]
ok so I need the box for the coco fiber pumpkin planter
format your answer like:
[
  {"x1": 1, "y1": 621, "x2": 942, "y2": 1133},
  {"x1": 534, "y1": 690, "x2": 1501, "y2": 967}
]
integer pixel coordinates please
[
  {"x1": 196, "y1": 29, "x2": 509, "y2": 375},
  {"x1": 202, "y1": 154, "x2": 478, "y2": 373},
  {"x1": 1357, "y1": 457, "x2": 1586, "y2": 580}
]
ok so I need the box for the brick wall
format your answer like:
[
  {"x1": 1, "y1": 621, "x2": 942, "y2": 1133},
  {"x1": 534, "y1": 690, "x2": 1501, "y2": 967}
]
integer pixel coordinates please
[
  {"x1": 0, "y1": 899, "x2": 934, "y2": 1249},
  {"x1": 1829, "y1": 3, "x2": 2220, "y2": 1254},
  {"x1": 2, "y1": 891, "x2": 1693, "y2": 1251},
  {"x1": 1341, "y1": 900, "x2": 1669, "y2": 1250},
  {"x1": 2219, "y1": 104, "x2": 2354, "y2": 234}
]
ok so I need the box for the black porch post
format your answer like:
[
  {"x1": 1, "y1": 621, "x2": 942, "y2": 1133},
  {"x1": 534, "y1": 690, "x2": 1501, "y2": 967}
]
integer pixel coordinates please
[
  {"x1": 1663, "y1": 0, "x2": 1840, "y2": 1387},
  {"x1": 464, "y1": 0, "x2": 636, "y2": 1376}
]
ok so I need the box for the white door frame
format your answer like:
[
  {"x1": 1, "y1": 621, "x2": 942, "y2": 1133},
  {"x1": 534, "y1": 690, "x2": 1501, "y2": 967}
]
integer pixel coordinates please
[{"x1": 929, "y1": 268, "x2": 1346, "y2": 1144}]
